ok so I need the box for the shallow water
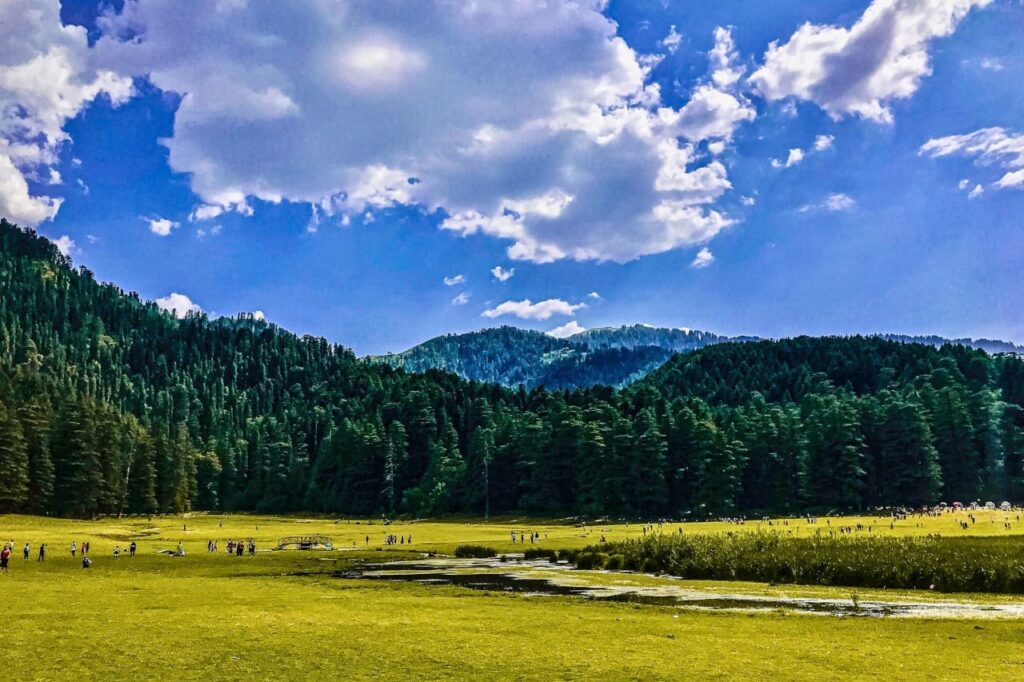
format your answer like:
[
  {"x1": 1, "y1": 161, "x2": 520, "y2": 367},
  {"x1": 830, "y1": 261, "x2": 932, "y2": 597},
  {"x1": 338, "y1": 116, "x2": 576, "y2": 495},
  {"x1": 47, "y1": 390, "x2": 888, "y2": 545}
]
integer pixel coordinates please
[{"x1": 333, "y1": 557, "x2": 1024, "y2": 619}]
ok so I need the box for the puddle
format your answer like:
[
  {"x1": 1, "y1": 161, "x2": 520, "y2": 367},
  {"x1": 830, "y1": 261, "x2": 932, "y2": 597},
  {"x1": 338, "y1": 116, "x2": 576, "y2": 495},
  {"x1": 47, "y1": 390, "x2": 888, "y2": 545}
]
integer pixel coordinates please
[{"x1": 330, "y1": 558, "x2": 1024, "y2": 619}]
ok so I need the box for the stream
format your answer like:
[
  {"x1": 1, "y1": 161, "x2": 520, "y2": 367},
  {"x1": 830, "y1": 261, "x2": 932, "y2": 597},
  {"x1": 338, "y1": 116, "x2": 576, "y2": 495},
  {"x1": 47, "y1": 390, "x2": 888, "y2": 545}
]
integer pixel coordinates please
[{"x1": 330, "y1": 557, "x2": 1024, "y2": 619}]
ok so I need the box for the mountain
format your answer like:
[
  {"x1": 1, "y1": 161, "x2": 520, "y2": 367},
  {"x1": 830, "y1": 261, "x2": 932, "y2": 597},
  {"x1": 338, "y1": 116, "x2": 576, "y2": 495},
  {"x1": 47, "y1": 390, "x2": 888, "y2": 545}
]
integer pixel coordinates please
[
  {"x1": 878, "y1": 334, "x2": 1023, "y2": 356},
  {"x1": 371, "y1": 326, "x2": 1022, "y2": 390},
  {"x1": 1, "y1": 218, "x2": 1022, "y2": 520},
  {"x1": 369, "y1": 324, "x2": 750, "y2": 389}
]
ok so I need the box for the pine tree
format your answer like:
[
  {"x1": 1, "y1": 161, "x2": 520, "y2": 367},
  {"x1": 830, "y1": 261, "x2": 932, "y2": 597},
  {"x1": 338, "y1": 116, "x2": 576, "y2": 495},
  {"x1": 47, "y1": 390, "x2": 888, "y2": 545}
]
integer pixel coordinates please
[
  {"x1": 0, "y1": 401, "x2": 30, "y2": 512},
  {"x1": 18, "y1": 398, "x2": 53, "y2": 513}
]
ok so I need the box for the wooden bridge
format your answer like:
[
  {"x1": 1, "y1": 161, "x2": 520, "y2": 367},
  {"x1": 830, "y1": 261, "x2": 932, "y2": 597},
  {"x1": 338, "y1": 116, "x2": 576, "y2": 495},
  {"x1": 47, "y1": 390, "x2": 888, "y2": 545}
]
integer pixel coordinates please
[{"x1": 277, "y1": 535, "x2": 333, "y2": 550}]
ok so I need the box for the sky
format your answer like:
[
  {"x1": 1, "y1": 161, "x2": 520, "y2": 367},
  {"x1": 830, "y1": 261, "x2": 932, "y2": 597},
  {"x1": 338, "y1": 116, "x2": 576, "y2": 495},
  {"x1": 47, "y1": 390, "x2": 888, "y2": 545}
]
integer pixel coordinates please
[{"x1": 1, "y1": 0, "x2": 1022, "y2": 355}]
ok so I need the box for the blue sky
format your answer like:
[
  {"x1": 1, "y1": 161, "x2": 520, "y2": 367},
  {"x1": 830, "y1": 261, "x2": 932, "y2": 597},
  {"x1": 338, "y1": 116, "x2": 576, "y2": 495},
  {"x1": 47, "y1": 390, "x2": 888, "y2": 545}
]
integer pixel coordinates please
[{"x1": 2, "y1": 0, "x2": 1022, "y2": 354}]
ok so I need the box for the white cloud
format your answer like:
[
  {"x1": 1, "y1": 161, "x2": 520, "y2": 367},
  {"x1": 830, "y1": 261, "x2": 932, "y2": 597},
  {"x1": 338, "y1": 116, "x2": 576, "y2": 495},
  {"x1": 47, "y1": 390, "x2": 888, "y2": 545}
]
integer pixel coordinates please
[
  {"x1": 825, "y1": 193, "x2": 856, "y2": 211},
  {"x1": 155, "y1": 292, "x2": 202, "y2": 318},
  {"x1": 740, "y1": 195, "x2": 756, "y2": 206},
  {"x1": 443, "y1": 274, "x2": 466, "y2": 287},
  {"x1": 451, "y1": 292, "x2": 470, "y2": 306},
  {"x1": 547, "y1": 320, "x2": 586, "y2": 339},
  {"x1": 482, "y1": 298, "x2": 584, "y2": 321},
  {"x1": 147, "y1": 217, "x2": 180, "y2": 236},
  {"x1": 690, "y1": 247, "x2": 715, "y2": 269},
  {"x1": 673, "y1": 85, "x2": 756, "y2": 142},
  {"x1": 958, "y1": 178, "x2": 971, "y2": 190},
  {"x1": 52, "y1": 235, "x2": 74, "y2": 257},
  {"x1": 709, "y1": 27, "x2": 744, "y2": 89},
  {"x1": 749, "y1": 0, "x2": 992, "y2": 123},
  {"x1": 772, "y1": 147, "x2": 805, "y2": 169},
  {"x1": 251, "y1": 310, "x2": 266, "y2": 321},
  {"x1": 587, "y1": 291, "x2": 602, "y2": 299},
  {"x1": 978, "y1": 57, "x2": 1004, "y2": 72},
  {"x1": 490, "y1": 266, "x2": 514, "y2": 282},
  {"x1": 0, "y1": 0, "x2": 132, "y2": 226},
  {"x1": 661, "y1": 25, "x2": 683, "y2": 55},
  {"x1": 814, "y1": 134, "x2": 835, "y2": 151},
  {"x1": 800, "y1": 193, "x2": 857, "y2": 213},
  {"x1": 920, "y1": 127, "x2": 1024, "y2": 190},
  {"x1": 189, "y1": 204, "x2": 225, "y2": 222},
  {"x1": 94, "y1": 1, "x2": 749, "y2": 264},
  {"x1": 967, "y1": 184, "x2": 984, "y2": 199}
]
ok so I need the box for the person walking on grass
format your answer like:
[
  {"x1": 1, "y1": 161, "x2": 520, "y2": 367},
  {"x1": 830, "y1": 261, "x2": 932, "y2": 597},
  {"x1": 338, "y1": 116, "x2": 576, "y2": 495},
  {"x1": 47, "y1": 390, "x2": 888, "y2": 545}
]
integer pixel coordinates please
[
  {"x1": 129, "y1": 541, "x2": 136, "y2": 557},
  {"x1": 37, "y1": 544, "x2": 45, "y2": 561},
  {"x1": 70, "y1": 541, "x2": 77, "y2": 558},
  {"x1": 23, "y1": 543, "x2": 30, "y2": 560},
  {"x1": 1, "y1": 544, "x2": 11, "y2": 574}
]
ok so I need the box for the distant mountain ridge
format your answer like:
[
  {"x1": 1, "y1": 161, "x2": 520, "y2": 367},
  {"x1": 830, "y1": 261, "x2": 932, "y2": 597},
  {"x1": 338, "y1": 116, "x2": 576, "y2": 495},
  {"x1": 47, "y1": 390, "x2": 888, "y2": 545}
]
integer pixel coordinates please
[
  {"x1": 367, "y1": 324, "x2": 752, "y2": 389},
  {"x1": 368, "y1": 326, "x2": 1022, "y2": 389}
]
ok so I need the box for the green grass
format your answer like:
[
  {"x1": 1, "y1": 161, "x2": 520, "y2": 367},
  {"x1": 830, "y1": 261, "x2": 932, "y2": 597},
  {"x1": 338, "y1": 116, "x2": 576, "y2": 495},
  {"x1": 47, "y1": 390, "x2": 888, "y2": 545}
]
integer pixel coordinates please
[{"x1": 2, "y1": 512, "x2": 1024, "y2": 679}]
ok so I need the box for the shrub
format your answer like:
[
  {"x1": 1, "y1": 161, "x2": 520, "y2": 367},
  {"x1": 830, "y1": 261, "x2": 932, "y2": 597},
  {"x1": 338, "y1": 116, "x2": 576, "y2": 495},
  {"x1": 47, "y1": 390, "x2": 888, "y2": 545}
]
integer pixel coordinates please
[
  {"x1": 523, "y1": 548, "x2": 558, "y2": 562},
  {"x1": 575, "y1": 552, "x2": 607, "y2": 570},
  {"x1": 569, "y1": 532, "x2": 1024, "y2": 593},
  {"x1": 603, "y1": 554, "x2": 625, "y2": 571},
  {"x1": 453, "y1": 545, "x2": 497, "y2": 558}
]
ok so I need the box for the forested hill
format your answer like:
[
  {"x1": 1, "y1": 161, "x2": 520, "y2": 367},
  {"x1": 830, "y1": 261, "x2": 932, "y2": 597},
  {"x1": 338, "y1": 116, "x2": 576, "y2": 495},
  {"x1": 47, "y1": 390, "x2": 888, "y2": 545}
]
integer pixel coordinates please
[
  {"x1": 369, "y1": 324, "x2": 743, "y2": 389},
  {"x1": 1, "y1": 218, "x2": 1022, "y2": 520},
  {"x1": 369, "y1": 325, "x2": 1018, "y2": 391}
]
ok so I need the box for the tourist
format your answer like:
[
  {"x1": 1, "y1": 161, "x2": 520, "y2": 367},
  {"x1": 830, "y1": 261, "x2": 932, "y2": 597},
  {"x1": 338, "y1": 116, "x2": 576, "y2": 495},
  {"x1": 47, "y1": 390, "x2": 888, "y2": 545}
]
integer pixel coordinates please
[
  {"x1": 0, "y1": 544, "x2": 10, "y2": 574},
  {"x1": 23, "y1": 542, "x2": 30, "y2": 560},
  {"x1": 129, "y1": 541, "x2": 137, "y2": 557},
  {"x1": 37, "y1": 544, "x2": 45, "y2": 561},
  {"x1": 114, "y1": 546, "x2": 121, "y2": 559},
  {"x1": 70, "y1": 541, "x2": 77, "y2": 557},
  {"x1": 81, "y1": 556, "x2": 91, "y2": 569}
]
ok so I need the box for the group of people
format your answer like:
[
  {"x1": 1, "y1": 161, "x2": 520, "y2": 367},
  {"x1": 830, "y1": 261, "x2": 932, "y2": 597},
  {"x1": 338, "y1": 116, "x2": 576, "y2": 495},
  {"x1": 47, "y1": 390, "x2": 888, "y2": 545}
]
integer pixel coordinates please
[
  {"x1": 383, "y1": 534, "x2": 412, "y2": 545},
  {"x1": 0, "y1": 539, "x2": 137, "y2": 573},
  {"x1": 224, "y1": 539, "x2": 256, "y2": 556},
  {"x1": 509, "y1": 530, "x2": 545, "y2": 544}
]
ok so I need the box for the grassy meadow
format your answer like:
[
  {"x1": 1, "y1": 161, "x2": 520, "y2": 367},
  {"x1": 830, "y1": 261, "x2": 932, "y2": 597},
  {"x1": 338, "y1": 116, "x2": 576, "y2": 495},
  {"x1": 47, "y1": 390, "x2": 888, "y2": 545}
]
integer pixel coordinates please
[{"x1": 1, "y1": 511, "x2": 1023, "y2": 680}]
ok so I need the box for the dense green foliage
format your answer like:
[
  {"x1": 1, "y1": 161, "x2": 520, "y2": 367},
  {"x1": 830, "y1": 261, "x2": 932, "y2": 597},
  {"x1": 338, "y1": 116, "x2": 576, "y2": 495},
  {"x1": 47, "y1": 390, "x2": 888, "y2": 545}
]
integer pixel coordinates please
[
  {"x1": 1, "y1": 218, "x2": 1023, "y2": 518},
  {"x1": 572, "y1": 531, "x2": 1024, "y2": 593},
  {"x1": 369, "y1": 325, "x2": 736, "y2": 389}
]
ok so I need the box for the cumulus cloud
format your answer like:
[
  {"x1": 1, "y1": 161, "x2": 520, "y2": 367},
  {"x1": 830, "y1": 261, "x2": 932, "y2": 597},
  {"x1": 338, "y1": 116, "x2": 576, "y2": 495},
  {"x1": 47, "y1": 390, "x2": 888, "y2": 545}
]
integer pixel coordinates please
[
  {"x1": 52, "y1": 235, "x2": 75, "y2": 257},
  {"x1": 690, "y1": 247, "x2": 715, "y2": 268},
  {"x1": 0, "y1": 0, "x2": 132, "y2": 226},
  {"x1": 93, "y1": 1, "x2": 749, "y2": 264},
  {"x1": 482, "y1": 298, "x2": 584, "y2": 321},
  {"x1": 451, "y1": 292, "x2": 470, "y2": 306},
  {"x1": 749, "y1": 0, "x2": 992, "y2": 123},
  {"x1": 967, "y1": 184, "x2": 984, "y2": 199},
  {"x1": 814, "y1": 134, "x2": 835, "y2": 151},
  {"x1": 587, "y1": 291, "x2": 602, "y2": 299},
  {"x1": 919, "y1": 127, "x2": 1024, "y2": 190},
  {"x1": 709, "y1": 27, "x2": 744, "y2": 89},
  {"x1": 490, "y1": 266, "x2": 514, "y2": 282},
  {"x1": 661, "y1": 25, "x2": 683, "y2": 55},
  {"x1": 155, "y1": 292, "x2": 202, "y2": 318},
  {"x1": 772, "y1": 148, "x2": 805, "y2": 169},
  {"x1": 443, "y1": 274, "x2": 466, "y2": 287},
  {"x1": 147, "y1": 217, "x2": 179, "y2": 236},
  {"x1": 547, "y1": 320, "x2": 586, "y2": 339}
]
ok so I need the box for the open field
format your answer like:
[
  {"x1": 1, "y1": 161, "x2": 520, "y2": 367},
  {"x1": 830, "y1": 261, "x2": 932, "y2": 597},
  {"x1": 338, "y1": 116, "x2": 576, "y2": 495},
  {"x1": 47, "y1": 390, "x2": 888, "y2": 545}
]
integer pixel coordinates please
[{"x1": 2, "y1": 512, "x2": 1024, "y2": 680}]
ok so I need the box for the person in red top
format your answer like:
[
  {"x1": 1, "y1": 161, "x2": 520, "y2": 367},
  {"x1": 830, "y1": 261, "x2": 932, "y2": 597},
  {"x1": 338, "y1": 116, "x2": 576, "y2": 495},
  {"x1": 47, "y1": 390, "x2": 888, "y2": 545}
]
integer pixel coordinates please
[{"x1": 0, "y1": 544, "x2": 11, "y2": 574}]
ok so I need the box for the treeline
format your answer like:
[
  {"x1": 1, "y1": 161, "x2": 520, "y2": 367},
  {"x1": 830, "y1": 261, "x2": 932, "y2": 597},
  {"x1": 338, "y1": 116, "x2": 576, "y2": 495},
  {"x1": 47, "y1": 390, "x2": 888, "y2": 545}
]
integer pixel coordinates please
[{"x1": 0, "y1": 218, "x2": 1022, "y2": 518}]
